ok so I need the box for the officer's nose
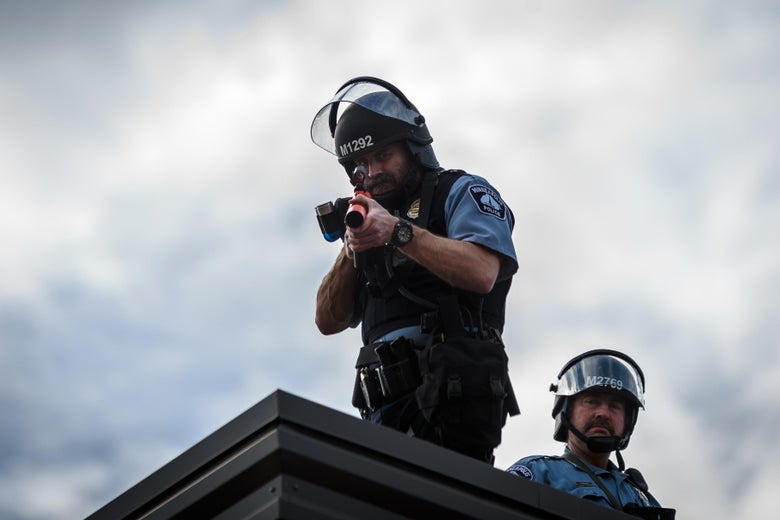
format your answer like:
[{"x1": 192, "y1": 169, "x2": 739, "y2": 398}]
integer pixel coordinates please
[{"x1": 366, "y1": 158, "x2": 382, "y2": 178}]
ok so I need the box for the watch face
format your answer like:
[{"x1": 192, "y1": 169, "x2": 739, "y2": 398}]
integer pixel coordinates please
[
  {"x1": 398, "y1": 226, "x2": 412, "y2": 242},
  {"x1": 394, "y1": 220, "x2": 413, "y2": 246}
]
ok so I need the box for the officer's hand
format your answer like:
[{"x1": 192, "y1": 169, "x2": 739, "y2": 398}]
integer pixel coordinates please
[{"x1": 346, "y1": 196, "x2": 395, "y2": 252}]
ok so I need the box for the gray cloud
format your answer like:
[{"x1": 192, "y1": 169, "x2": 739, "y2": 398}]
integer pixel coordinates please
[{"x1": 1, "y1": 1, "x2": 778, "y2": 518}]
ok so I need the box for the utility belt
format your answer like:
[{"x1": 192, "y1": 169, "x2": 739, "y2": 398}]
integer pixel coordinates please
[
  {"x1": 354, "y1": 295, "x2": 519, "y2": 450},
  {"x1": 351, "y1": 325, "x2": 508, "y2": 416},
  {"x1": 353, "y1": 313, "x2": 502, "y2": 417},
  {"x1": 352, "y1": 326, "x2": 519, "y2": 450}
]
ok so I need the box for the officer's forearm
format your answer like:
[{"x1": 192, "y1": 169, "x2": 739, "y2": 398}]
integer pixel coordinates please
[
  {"x1": 399, "y1": 226, "x2": 500, "y2": 294},
  {"x1": 315, "y1": 247, "x2": 358, "y2": 334}
]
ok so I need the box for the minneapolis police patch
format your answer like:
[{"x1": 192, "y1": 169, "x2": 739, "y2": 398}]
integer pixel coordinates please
[
  {"x1": 468, "y1": 185, "x2": 506, "y2": 220},
  {"x1": 509, "y1": 464, "x2": 533, "y2": 479}
]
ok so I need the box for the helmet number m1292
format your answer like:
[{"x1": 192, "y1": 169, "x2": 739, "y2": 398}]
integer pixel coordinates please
[{"x1": 340, "y1": 135, "x2": 374, "y2": 157}]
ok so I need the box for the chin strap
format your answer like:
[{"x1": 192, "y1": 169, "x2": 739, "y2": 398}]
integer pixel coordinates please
[
  {"x1": 560, "y1": 412, "x2": 625, "y2": 470},
  {"x1": 615, "y1": 449, "x2": 626, "y2": 472}
]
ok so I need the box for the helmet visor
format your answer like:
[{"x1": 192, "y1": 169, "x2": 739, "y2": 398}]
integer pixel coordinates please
[
  {"x1": 555, "y1": 354, "x2": 645, "y2": 408},
  {"x1": 311, "y1": 81, "x2": 421, "y2": 155}
]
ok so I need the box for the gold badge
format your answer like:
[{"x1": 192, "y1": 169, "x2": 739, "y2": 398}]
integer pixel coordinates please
[{"x1": 407, "y1": 199, "x2": 420, "y2": 219}]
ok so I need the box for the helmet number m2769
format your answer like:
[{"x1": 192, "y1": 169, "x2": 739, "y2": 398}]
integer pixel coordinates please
[
  {"x1": 340, "y1": 135, "x2": 374, "y2": 157},
  {"x1": 585, "y1": 376, "x2": 623, "y2": 391}
]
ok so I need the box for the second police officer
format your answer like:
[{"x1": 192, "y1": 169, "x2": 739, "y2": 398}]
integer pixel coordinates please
[{"x1": 507, "y1": 349, "x2": 675, "y2": 518}]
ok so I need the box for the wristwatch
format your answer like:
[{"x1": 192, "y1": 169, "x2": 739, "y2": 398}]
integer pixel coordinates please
[{"x1": 390, "y1": 218, "x2": 414, "y2": 247}]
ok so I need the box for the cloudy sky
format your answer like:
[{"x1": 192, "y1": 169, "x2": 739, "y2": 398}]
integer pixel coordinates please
[{"x1": 1, "y1": 1, "x2": 778, "y2": 518}]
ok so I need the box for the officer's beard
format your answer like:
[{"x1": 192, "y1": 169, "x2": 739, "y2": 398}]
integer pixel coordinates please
[{"x1": 370, "y1": 161, "x2": 422, "y2": 212}]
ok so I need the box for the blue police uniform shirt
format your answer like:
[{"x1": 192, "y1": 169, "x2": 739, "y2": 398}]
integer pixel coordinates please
[
  {"x1": 443, "y1": 174, "x2": 518, "y2": 280},
  {"x1": 506, "y1": 448, "x2": 662, "y2": 510}
]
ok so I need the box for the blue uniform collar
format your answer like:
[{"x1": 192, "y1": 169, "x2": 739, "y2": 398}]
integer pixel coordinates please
[{"x1": 562, "y1": 445, "x2": 619, "y2": 474}]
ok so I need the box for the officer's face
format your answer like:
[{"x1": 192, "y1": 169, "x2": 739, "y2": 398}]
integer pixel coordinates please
[
  {"x1": 569, "y1": 391, "x2": 626, "y2": 439},
  {"x1": 355, "y1": 142, "x2": 411, "y2": 197}
]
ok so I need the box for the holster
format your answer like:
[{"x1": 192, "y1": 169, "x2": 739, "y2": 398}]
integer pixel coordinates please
[{"x1": 352, "y1": 337, "x2": 421, "y2": 417}]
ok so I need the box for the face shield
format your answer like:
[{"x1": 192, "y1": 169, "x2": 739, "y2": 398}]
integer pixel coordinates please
[
  {"x1": 310, "y1": 78, "x2": 429, "y2": 157},
  {"x1": 554, "y1": 351, "x2": 646, "y2": 409}
]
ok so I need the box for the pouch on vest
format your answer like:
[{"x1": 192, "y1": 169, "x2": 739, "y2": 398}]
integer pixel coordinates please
[{"x1": 414, "y1": 334, "x2": 519, "y2": 449}]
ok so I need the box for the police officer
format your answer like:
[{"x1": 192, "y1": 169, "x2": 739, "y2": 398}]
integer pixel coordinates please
[
  {"x1": 506, "y1": 349, "x2": 675, "y2": 518},
  {"x1": 311, "y1": 76, "x2": 519, "y2": 463}
]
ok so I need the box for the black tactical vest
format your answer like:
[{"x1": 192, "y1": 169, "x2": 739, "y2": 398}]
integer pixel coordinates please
[{"x1": 357, "y1": 170, "x2": 512, "y2": 345}]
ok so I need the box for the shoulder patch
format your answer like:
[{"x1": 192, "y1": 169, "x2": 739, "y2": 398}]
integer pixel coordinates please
[
  {"x1": 507, "y1": 464, "x2": 533, "y2": 479},
  {"x1": 468, "y1": 185, "x2": 506, "y2": 220}
]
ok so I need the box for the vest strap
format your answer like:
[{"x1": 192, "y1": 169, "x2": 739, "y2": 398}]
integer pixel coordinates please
[{"x1": 562, "y1": 451, "x2": 624, "y2": 511}]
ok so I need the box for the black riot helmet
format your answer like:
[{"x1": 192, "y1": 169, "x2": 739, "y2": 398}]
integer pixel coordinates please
[
  {"x1": 310, "y1": 76, "x2": 439, "y2": 179},
  {"x1": 551, "y1": 349, "x2": 646, "y2": 453}
]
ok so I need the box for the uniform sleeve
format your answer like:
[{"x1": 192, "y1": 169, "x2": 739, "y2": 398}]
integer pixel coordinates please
[
  {"x1": 507, "y1": 456, "x2": 614, "y2": 509},
  {"x1": 508, "y1": 456, "x2": 668, "y2": 512},
  {"x1": 443, "y1": 174, "x2": 518, "y2": 280},
  {"x1": 506, "y1": 462, "x2": 534, "y2": 479},
  {"x1": 506, "y1": 456, "x2": 550, "y2": 483}
]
